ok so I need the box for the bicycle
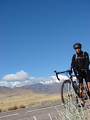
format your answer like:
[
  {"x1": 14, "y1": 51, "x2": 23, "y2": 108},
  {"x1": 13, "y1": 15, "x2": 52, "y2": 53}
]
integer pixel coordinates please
[{"x1": 54, "y1": 70, "x2": 89, "y2": 107}]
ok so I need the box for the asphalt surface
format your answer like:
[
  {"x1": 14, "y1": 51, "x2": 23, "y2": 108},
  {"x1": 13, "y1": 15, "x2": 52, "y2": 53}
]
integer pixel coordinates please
[
  {"x1": 0, "y1": 100, "x2": 90, "y2": 120},
  {"x1": 0, "y1": 102, "x2": 64, "y2": 120}
]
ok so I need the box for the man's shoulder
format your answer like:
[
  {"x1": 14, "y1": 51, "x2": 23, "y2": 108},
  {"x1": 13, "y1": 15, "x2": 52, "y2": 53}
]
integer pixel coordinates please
[
  {"x1": 72, "y1": 54, "x2": 76, "y2": 59},
  {"x1": 83, "y1": 51, "x2": 89, "y2": 56}
]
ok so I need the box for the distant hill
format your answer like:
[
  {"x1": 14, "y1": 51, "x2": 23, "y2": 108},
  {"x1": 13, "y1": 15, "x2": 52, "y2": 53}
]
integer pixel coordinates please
[
  {"x1": 0, "y1": 82, "x2": 62, "y2": 99},
  {"x1": 0, "y1": 86, "x2": 34, "y2": 99},
  {"x1": 22, "y1": 83, "x2": 62, "y2": 94}
]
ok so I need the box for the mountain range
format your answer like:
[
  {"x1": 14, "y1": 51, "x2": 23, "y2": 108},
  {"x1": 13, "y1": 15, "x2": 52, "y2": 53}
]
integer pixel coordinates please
[
  {"x1": 0, "y1": 82, "x2": 62, "y2": 98},
  {"x1": 22, "y1": 82, "x2": 62, "y2": 94}
]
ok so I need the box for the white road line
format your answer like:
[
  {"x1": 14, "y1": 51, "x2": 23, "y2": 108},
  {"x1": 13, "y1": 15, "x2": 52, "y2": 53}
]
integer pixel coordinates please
[
  {"x1": 33, "y1": 116, "x2": 37, "y2": 120},
  {"x1": 27, "y1": 104, "x2": 63, "y2": 113},
  {"x1": 54, "y1": 106, "x2": 61, "y2": 118},
  {"x1": 48, "y1": 113, "x2": 53, "y2": 120},
  {"x1": 0, "y1": 113, "x2": 19, "y2": 119}
]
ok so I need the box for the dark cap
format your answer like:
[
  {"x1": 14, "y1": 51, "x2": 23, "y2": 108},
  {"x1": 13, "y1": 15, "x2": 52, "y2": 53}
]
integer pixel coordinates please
[{"x1": 73, "y1": 43, "x2": 82, "y2": 49}]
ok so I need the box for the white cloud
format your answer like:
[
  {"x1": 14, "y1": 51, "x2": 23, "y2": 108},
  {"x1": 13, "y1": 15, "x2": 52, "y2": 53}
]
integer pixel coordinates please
[
  {"x1": 2, "y1": 70, "x2": 29, "y2": 81},
  {"x1": 0, "y1": 70, "x2": 70, "y2": 88}
]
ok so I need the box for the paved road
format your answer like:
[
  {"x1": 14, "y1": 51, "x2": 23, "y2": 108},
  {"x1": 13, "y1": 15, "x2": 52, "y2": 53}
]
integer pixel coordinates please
[
  {"x1": 0, "y1": 100, "x2": 90, "y2": 120},
  {"x1": 0, "y1": 102, "x2": 64, "y2": 120}
]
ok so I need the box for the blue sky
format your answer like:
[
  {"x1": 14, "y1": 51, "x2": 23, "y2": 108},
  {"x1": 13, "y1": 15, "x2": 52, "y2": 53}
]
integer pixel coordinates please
[{"x1": 0, "y1": 0, "x2": 90, "y2": 81}]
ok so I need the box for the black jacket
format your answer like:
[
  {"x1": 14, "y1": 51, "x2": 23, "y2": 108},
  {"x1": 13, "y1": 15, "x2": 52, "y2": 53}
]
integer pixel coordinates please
[{"x1": 71, "y1": 51, "x2": 89, "y2": 74}]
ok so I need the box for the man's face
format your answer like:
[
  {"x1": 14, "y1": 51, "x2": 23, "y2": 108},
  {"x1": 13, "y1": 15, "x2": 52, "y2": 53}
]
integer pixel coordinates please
[{"x1": 75, "y1": 48, "x2": 81, "y2": 53}]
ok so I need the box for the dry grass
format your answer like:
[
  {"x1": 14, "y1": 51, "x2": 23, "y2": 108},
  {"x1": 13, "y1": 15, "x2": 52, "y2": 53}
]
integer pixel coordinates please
[
  {"x1": 60, "y1": 95, "x2": 90, "y2": 120},
  {"x1": 0, "y1": 92, "x2": 60, "y2": 112}
]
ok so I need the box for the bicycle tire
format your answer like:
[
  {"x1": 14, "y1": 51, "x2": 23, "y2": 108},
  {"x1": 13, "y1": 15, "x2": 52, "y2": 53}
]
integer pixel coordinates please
[{"x1": 61, "y1": 79, "x2": 77, "y2": 104}]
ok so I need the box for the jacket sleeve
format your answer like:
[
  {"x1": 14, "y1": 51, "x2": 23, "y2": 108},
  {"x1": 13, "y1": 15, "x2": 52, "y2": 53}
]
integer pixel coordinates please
[
  {"x1": 71, "y1": 55, "x2": 76, "y2": 71},
  {"x1": 71, "y1": 54, "x2": 80, "y2": 74},
  {"x1": 83, "y1": 52, "x2": 89, "y2": 69}
]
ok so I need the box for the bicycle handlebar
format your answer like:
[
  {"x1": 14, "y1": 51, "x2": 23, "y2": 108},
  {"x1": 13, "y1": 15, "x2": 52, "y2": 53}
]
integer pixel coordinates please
[
  {"x1": 54, "y1": 69, "x2": 88, "y2": 81},
  {"x1": 54, "y1": 70, "x2": 60, "y2": 81},
  {"x1": 54, "y1": 70, "x2": 72, "y2": 81}
]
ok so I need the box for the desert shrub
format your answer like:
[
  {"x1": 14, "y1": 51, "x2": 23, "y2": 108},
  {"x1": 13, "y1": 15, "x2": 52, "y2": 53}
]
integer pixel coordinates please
[
  {"x1": 8, "y1": 106, "x2": 19, "y2": 111},
  {"x1": 19, "y1": 105, "x2": 26, "y2": 108},
  {"x1": 0, "y1": 108, "x2": 2, "y2": 112},
  {"x1": 59, "y1": 95, "x2": 90, "y2": 120}
]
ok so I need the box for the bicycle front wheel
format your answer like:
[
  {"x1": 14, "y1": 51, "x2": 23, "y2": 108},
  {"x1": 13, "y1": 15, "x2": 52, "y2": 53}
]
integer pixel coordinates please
[{"x1": 61, "y1": 79, "x2": 76, "y2": 104}]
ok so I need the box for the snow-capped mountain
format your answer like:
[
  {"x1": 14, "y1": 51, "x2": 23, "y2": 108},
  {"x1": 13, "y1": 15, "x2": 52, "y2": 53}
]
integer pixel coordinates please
[
  {"x1": 0, "y1": 70, "x2": 75, "y2": 94},
  {"x1": 0, "y1": 73, "x2": 68, "y2": 88}
]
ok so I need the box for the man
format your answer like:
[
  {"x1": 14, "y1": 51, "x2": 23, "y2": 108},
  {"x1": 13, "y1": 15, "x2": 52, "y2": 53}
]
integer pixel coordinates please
[{"x1": 71, "y1": 43, "x2": 90, "y2": 104}]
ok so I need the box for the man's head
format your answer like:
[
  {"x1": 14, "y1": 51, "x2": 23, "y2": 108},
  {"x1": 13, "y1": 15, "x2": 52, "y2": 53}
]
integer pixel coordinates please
[{"x1": 73, "y1": 43, "x2": 82, "y2": 53}]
